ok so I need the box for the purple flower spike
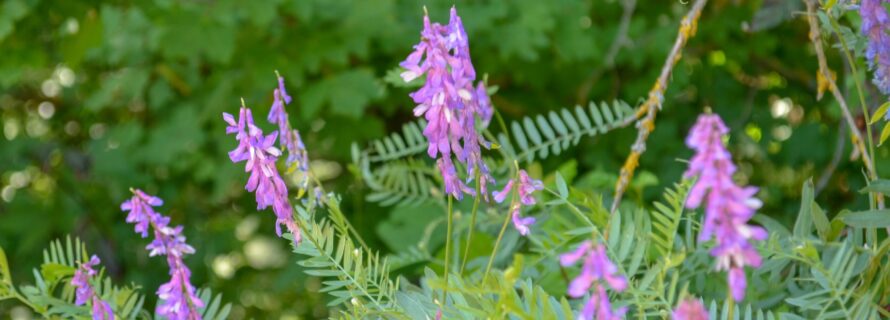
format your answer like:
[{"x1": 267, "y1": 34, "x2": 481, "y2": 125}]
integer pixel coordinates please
[
  {"x1": 266, "y1": 76, "x2": 311, "y2": 177},
  {"x1": 493, "y1": 169, "x2": 541, "y2": 236},
  {"x1": 277, "y1": 74, "x2": 292, "y2": 105},
  {"x1": 860, "y1": 0, "x2": 890, "y2": 97},
  {"x1": 684, "y1": 113, "x2": 766, "y2": 302},
  {"x1": 71, "y1": 255, "x2": 115, "y2": 320},
  {"x1": 559, "y1": 241, "x2": 627, "y2": 320},
  {"x1": 122, "y1": 190, "x2": 204, "y2": 320},
  {"x1": 673, "y1": 298, "x2": 710, "y2": 320},
  {"x1": 224, "y1": 102, "x2": 301, "y2": 244},
  {"x1": 402, "y1": 6, "x2": 495, "y2": 200}
]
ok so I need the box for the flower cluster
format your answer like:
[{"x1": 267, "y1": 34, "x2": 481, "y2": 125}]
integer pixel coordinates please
[
  {"x1": 684, "y1": 113, "x2": 766, "y2": 301},
  {"x1": 267, "y1": 74, "x2": 310, "y2": 180},
  {"x1": 860, "y1": 0, "x2": 890, "y2": 99},
  {"x1": 401, "y1": 7, "x2": 495, "y2": 200},
  {"x1": 493, "y1": 169, "x2": 542, "y2": 236},
  {"x1": 559, "y1": 241, "x2": 627, "y2": 320},
  {"x1": 122, "y1": 189, "x2": 203, "y2": 320},
  {"x1": 673, "y1": 298, "x2": 709, "y2": 320},
  {"x1": 71, "y1": 255, "x2": 115, "y2": 320},
  {"x1": 224, "y1": 104, "x2": 300, "y2": 243}
]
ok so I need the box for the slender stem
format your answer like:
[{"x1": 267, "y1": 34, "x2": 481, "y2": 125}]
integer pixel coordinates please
[
  {"x1": 611, "y1": 0, "x2": 709, "y2": 213},
  {"x1": 493, "y1": 109, "x2": 510, "y2": 138},
  {"x1": 460, "y1": 174, "x2": 482, "y2": 275},
  {"x1": 824, "y1": 11, "x2": 882, "y2": 209},
  {"x1": 543, "y1": 188, "x2": 595, "y2": 228},
  {"x1": 803, "y1": 0, "x2": 885, "y2": 212},
  {"x1": 483, "y1": 205, "x2": 514, "y2": 284},
  {"x1": 309, "y1": 173, "x2": 371, "y2": 252},
  {"x1": 11, "y1": 289, "x2": 43, "y2": 315},
  {"x1": 576, "y1": 0, "x2": 637, "y2": 103},
  {"x1": 442, "y1": 196, "x2": 454, "y2": 302}
]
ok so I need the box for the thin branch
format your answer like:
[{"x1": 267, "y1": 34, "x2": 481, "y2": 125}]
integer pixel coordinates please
[
  {"x1": 815, "y1": 121, "x2": 846, "y2": 196},
  {"x1": 575, "y1": 0, "x2": 637, "y2": 104},
  {"x1": 803, "y1": 0, "x2": 884, "y2": 209},
  {"x1": 611, "y1": 0, "x2": 708, "y2": 213}
]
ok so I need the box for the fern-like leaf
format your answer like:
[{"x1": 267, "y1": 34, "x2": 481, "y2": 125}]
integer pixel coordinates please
[
  {"x1": 499, "y1": 100, "x2": 635, "y2": 162},
  {"x1": 359, "y1": 156, "x2": 440, "y2": 207},
  {"x1": 785, "y1": 240, "x2": 877, "y2": 319},
  {"x1": 707, "y1": 299, "x2": 781, "y2": 320},
  {"x1": 195, "y1": 288, "x2": 233, "y2": 320},
  {"x1": 396, "y1": 269, "x2": 573, "y2": 319},
  {"x1": 649, "y1": 180, "x2": 692, "y2": 261},
  {"x1": 292, "y1": 205, "x2": 403, "y2": 315},
  {"x1": 354, "y1": 100, "x2": 637, "y2": 207}
]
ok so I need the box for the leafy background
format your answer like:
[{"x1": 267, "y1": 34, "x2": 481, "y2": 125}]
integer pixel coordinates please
[{"x1": 1, "y1": 0, "x2": 888, "y2": 318}]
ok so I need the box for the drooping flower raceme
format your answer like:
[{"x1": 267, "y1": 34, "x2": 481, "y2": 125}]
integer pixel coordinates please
[
  {"x1": 402, "y1": 7, "x2": 495, "y2": 200},
  {"x1": 559, "y1": 241, "x2": 627, "y2": 320},
  {"x1": 122, "y1": 189, "x2": 204, "y2": 320},
  {"x1": 224, "y1": 105, "x2": 300, "y2": 244},
  {"x1": 493, "y1": 169, "x2": 542, "y2": 236},
  {"x1": 71, "y1": 255, "x2": 115, "y2": 320},
  {"x1": 684, "y1": 113, "x2": 766, "y2": 302},
  {"x1": 860, "y1": 0, "x2": 890, "y2": 99},
  {"x1": 267, "y1": 75, "x2": 310, "y2": 179},
  {"x1": 673, "y1": 298, "x2": 709, "y2": 320}
]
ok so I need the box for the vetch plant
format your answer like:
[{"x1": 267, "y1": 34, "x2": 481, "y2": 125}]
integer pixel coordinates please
[
  {"x1": 2, "y1": 3, "x2": 890, "y2": 320},
  {"x1": 559, "y1": 241, "x2": 628, "y2": 320},
  {"x1": 71, "y1": 255, "x2": 114, "y2": 320},
  {"x1": 122, "y1": 190, "x2": 204, "y2": 320},
  {"x1": 683, "y1": 112, "x2": 766, "y2": 302}
]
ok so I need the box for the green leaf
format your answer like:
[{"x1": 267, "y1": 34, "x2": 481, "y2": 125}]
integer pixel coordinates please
[
  {"x1": 555, "y1": 172, "x2": 568, "y2": 199},
  {"x1": 841, "y1": 209, "x2": 890, "y2": 228},
  {"x1": 869, "y1": 101, "x2": 889, "y2": 125},
  {"x1": 300, "y1": 69, "x2": 384, "y2": 118},
  {"x1": 858, "y1": 179, "x2": 890, "y2": 195},
  {"x1": 794, "y1": 179, "x2": 815, "y2": 237},
  {"x1": 879, "y1": 122, "x2": 890, "y2": 146}
]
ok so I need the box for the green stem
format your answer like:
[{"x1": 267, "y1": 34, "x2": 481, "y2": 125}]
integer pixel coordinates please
[
  {"x1": 312, "y1": 173, "x2": 371, "y2": 252},
  {"x1": 483, "y1": 206, "x2": 513, "y2": 284},
  {"x1": 460, "y1": 174, "x2": 482, "y2": 275},
  {"x1": 11, "y1": 289, "x2": 43, "y2": 316},
  {"x1": 543, "y1": 188, "x2": 596, "y2": 228},
  {"x1": 493, "y1": 109, "x2": 510, "y2": 137},
  {"x1": 826, "y1": 14, "x2": 876, "y2": 179},
  {"x1": 443, "y1": 196, "x2": 454, "y2": 302}
]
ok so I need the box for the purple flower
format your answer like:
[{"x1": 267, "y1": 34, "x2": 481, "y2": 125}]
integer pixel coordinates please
[
  {"x1": 517, "y1": 170, "x2": 543, "y2": 205},
  {"x1": 266, "y1": 75, "x2": 310, "y2": 176},
  {"x1": 492, "y1": 179, "x2": 514, "y2": 204},
  {"x1": 122, "y1": 189, "x2": 204, "y2": 320},
  {"x1": 402, "y1": 7, "x2": 495, "y2": 200},
  {"x1": 121, "y1": 189, "x2": 165, "y2": 238},
  {"x1": 71, "y1": 255, "x2": 115, "y2": 320},
  {"x1": 511, "y1": 211, "x2": 535, "y2": 236},
  {"x1": 684, "y1": 113, "x2": 766, "y2": 302},
  {"x1": 559, "y1": 241, "x2": 627, "y2": 320},
  {"x1": 438, "y1": 157, "x2": 474, "y2": 197},
  {"x1": 673, "y1": 298, "x2": 709, "y2": 320},
  {"x1": 493, "y1": 169, "x2": 542, "y2": 236},
  {"x1": 224, "y1": 104, "x2": 301, "y2": 244},
  {"x1": 860, "y1": 0, "x2": 890, "y2": 97},
  {"x1": 277, "y1": 74, "x2": 292, "y2": 105}
]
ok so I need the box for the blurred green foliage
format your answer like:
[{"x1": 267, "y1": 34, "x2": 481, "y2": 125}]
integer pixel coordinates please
[{"x1": 1, "y1": 0, "x2": 888, "y2": 318}]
